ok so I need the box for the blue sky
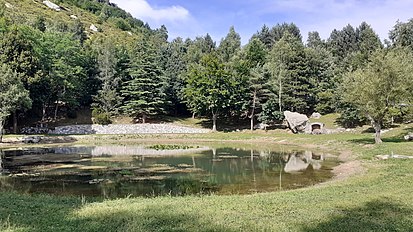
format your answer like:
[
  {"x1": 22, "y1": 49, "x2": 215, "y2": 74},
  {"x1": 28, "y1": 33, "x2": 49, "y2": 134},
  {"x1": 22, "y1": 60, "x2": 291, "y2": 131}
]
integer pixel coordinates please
[{"x1": 110, "y1": 0, "x2": 413, "y2": 44}]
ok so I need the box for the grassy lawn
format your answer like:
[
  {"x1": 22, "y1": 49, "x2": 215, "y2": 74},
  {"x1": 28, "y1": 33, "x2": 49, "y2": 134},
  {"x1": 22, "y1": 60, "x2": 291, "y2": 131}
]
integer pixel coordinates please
[{"x1": 1, "y1": 123, "x2": 413, "y2": 231}]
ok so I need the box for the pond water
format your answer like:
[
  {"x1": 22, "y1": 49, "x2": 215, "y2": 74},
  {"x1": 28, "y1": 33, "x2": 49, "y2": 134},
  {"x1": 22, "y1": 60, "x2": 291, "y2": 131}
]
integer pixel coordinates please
[{"x1": 0, "y1": 144, "x2": 339, "y2": 198}]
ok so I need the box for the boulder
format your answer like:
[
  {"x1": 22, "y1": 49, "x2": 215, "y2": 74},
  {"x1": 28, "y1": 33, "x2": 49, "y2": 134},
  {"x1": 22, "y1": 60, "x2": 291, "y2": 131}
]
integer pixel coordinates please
[
  {"x1": 254, "y1": 123, "x2": 269, "y2": 130},
  {"x1": 70, "y1": 15, "x2": 78, "y2": 19},
  {"x1": 43, "y1": 1, "x2": 61, "y2": 11},
  {"x1": 404, "y1": 132, "x2": 413, "y2": 141},
  {"x1": 22, "y1": 136, "x2": 42, "y2": 144},
  {"x1": 5, "y1": 2, "x2": 13, "y2": 8},
  {"x1": 283, "y1": 111, "x2": 310, "y2": 133},
  {"x1": 90, "y1": 24, "x2": 98, "y2": 32},
  {"x1": 311, "y1": 112, "x2": 322, "y2": 119}
]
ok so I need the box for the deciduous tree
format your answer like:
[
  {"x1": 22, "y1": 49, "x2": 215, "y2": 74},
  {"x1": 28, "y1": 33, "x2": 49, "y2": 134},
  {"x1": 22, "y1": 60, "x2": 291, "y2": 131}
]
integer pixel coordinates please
[
  {"x1": 343, "y1": 48, "x2": 413, "y2": 143},
  {"x1": 0, "y1": 64, "x2": 31, "y2": 142}
]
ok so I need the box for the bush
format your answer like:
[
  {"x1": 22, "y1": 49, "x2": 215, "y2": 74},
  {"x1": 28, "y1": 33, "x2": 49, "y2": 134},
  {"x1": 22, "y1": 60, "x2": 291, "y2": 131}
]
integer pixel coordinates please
[
  {"x1": 258, "y1": 99, "x2": 285, "y2": 125},
  {"x1": 92, "y1": 109, "x2": 112, "y2": 125},
  {"x1": 337, "y1": 106, "x2": 367, "y2": 128}
]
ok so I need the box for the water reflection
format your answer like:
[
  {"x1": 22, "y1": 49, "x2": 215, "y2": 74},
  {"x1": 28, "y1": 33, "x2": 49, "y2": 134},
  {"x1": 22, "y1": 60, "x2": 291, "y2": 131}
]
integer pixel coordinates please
[{"x1": 0, "y1": 145, "x2": 338, "y2": 198}]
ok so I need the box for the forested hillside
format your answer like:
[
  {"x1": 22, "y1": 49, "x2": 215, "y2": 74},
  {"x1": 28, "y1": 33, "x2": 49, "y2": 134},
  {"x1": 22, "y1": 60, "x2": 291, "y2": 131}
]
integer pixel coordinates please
[{"x1": 0, "y1": 0, "x2": 413, "y2": 134}]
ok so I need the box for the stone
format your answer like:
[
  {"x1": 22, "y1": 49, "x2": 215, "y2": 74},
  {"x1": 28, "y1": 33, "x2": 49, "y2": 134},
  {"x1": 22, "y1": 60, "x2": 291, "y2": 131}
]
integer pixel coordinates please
[
  {"x1": 22, "y1": 136, "x2": 42, "y2": 144},
  {"x1": 90, "y1": 24, "x2": 98, "y2": 32},
  {"x1": 254, "y1": 123, "x2": 269, "y2": 130},
  {"x1": 376, "y1": 154, "x2": 413, "y2": 160},
  {"x1": 312, "y1": 129, "x2": 322, "y2": 135},
  {"x1": 283, "y1": 111, "x2": 310, "y2": 133},
  {"x1": 5, "y1": 2, "x2": 13, "y2": 8},
  {"x1": 21, "y1": 127, "x2": 49, "y2": 134},
  {"x1": 50, "y1": 124, "x2": 210, "y2": 135},
  {"x1": 404, "y1": 132, "x2": 413, "y2": 141},
  {"x1": 70, "y1": 15, "x2": 78, "y2": 19},
  {"x1": 311, "y1": 112, "x2": 322, "y2": 119},
  {"x1": 43, "y1": 1, "x2": 61, "y2": 11},
  {"x1": 310, "y1": 122, "x2": 326, "y2": 134}
]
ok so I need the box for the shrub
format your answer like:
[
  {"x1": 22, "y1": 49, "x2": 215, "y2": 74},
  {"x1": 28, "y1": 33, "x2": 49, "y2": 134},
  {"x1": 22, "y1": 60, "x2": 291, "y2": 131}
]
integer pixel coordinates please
[
  {"x1": 92, "y1": 108, "x2": 112, "y2": 125},
  {"x1": 336, "y1": 106, "x2": 367, "y2": 128}
]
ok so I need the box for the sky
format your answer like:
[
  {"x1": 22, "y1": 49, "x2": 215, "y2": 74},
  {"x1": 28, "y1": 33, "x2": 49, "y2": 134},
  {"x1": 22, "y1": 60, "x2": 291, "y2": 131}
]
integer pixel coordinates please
[{"x1": 110, "y1": 0, "x2": 413, "y2": 45}]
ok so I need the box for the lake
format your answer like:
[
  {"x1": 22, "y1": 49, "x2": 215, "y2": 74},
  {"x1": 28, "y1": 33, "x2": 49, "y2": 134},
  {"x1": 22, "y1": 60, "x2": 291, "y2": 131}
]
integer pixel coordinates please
[{"x1": 0, "y1": 144, "x2": 339, "y2": 198}]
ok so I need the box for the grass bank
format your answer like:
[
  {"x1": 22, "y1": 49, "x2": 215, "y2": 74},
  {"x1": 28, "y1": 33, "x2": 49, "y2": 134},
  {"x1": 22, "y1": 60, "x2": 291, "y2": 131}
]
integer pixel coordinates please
[{"x1": 1, "y1": 124, "x2": 413, "y2": 231}]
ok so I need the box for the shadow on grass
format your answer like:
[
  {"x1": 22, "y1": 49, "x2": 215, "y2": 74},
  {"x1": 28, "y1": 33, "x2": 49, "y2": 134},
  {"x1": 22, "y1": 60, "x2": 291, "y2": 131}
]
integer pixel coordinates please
[
  {"x1": 0, "y1": 192, "x2": 236, "y2": 232},
  {"x1": 350, "y1": 126, "x2": 413, "y2": 144},
  {"x1": 302, "y1": 199, "x2": 413, "y2": 232},
  {"x1": 196, "y1": 117, "x2": 251, "y2": 131}
]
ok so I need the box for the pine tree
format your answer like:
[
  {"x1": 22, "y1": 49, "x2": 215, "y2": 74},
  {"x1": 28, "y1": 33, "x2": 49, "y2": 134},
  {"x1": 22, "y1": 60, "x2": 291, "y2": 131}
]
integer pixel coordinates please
[
  {"x1": 121, "y1": 37, "x2": 167, "y2": 123},
  {"x1": 218, "y1": 26, "x2": 241, "y2": 63},
  {"x1": 93, "y1": 38, "x2": 122, "y2": 116}
]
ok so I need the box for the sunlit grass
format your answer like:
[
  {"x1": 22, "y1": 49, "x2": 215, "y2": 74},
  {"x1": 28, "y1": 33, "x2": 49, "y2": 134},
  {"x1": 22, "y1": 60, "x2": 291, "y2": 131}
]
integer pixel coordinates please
[{"x1": 1, "y1": 113, "x2": 413, "y2": 231}]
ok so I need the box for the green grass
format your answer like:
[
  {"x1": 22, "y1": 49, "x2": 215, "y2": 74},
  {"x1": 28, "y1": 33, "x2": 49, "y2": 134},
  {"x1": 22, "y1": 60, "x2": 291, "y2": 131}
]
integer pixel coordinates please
[
  {"x1": 315, "y1": 113, "x2": 341, "y2": 129},
  {"x1": 1, "y1": 116, "x2": 413, "y2": 231},
  {"x1": 0, "y1": 158, "x2": 412, "y2": 231}
]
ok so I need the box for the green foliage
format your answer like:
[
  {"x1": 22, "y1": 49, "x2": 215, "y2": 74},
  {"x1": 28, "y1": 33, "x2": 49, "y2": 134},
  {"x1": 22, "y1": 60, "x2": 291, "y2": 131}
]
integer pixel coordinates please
[
  {"x1": 33, "y1": 16, "x2": 46, "y2": 32},
  {"x1": 389, "y1": 19, "x2": 413, "y2": 48},
  {"x1": 267, "y1": 32, "x2": 316, "y2": 114},
  {"x1": 218, "y1": 26, "x2": 241, "y2": 62},
  {"x1": 92, "y1": 36, "x2": 123, "y2": 116},
  {"x1": 0, "y1": 64, "x2": 31, "y2": 141},
  {"x1": 92, "y1": 108, "x2": 112, "y2": 125},
  {"x1": 258, "y1": 99, "x2": 284, "y2": 124},
  {"x1": 185, "y1": 53, "x2": 239, "y2": 130},
  {"x1": 121, "y1": 37, "x2": 167, "y2": 122},
  {"x1": 343, "y1": 48, "x2": 413, "y2": 142},
  {"x1": 163, "y1": 37, "x2": 188, "y2": 115},
  {"x1": 253, "y1": 23, "x2": 302, "y2": 49},
  {"x1": 337, "y1": 105, "x2": 368, "y2": 128}
]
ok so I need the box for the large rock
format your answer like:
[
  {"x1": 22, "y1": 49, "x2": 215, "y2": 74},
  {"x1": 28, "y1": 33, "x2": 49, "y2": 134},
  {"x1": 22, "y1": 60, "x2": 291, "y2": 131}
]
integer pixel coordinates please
[
  {"x1": 43, "y1": 1, "x2": 61, "y2": 11},
  {"x1": 22, "y1": 136, "x2": 42, "y2": 144},
  {"x1": 5, "y1": 2, "x2": 13, "y2": 8},
  {"x1": 404, "y1": 132, "x2": 413, "y2": 141},
  {"x1": 284, "y1": 111, "x2": 311, "y2": 133},
  {"x1": 311, "y1": 112, "x2": 322, "y2": 119},
  {"x1": 90, "y1": 24, "x2": 98, "y2": 32}
]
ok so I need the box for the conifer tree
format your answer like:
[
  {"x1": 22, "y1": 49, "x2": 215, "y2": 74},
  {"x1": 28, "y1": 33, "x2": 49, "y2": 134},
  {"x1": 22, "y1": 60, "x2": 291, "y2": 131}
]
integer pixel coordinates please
[{"x1": 121, "y1": 37, "x2": 167, "y2": 123}]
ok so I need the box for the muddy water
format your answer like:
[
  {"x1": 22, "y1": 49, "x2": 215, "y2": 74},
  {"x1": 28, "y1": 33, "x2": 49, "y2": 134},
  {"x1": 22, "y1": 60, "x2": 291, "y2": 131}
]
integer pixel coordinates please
[{"x1": 0, "y1": 145, "x2": 338, "y2": 198}]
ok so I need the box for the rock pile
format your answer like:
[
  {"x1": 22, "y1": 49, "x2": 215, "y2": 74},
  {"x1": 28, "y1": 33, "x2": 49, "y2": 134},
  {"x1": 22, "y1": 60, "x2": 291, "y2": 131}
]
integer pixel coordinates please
[{"x1": 51, "y1": 124, "x2": 210, "y2": 135}]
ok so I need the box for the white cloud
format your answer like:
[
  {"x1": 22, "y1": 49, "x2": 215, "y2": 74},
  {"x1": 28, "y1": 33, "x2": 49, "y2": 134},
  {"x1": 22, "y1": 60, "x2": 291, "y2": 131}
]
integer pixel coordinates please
[{"x1": 111, "y1": 0, "x2": 190, "y2": 23}]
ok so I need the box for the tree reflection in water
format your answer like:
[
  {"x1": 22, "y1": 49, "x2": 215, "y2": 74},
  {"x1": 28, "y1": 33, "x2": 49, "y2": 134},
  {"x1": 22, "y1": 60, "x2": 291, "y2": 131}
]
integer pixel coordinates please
[{"x1": 0, "y1": 146, "x2": 337, "y2": 198}]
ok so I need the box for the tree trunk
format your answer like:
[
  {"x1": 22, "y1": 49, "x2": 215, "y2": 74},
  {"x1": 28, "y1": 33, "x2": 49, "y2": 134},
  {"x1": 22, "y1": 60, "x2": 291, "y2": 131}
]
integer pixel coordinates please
[
  {"x1": 142, "y1": 113, "x2": 147, "y2": 124},
  {"x1": 278, "y1": 74, "x2": 282, "y2": 112},
  {"x1": 373, "y1": 121, "x2": 382, "y2": 144},
  {"x1": 54, "y1": 102, "x2": 59, "y2": 120},
  {"x1": 0, "y1": 151, "x2": 3, "y2": 173},
  {"x1": 192, "y1": 112, "x2": 196, "y2": 119},
  {"x1": 212, "y1": 113, "x2": 217, "y2": 131},
  {"x1": 0, "y1": 120, "x2": 4, "y2": 143},
  {"x1": 42, "y1": 103, "x2": 47, "y2": 122},
  {"x1": 250, "y1": 91, "x2": 256, "y2": 131},
  {"x1": 13, "y1": 110, "x2": 17, "y2": 134}
]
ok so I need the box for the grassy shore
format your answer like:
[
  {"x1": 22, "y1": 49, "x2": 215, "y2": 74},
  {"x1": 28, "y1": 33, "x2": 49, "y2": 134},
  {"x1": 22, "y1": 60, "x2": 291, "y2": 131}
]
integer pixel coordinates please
[{"x1": 1, "y1": 124, "x2": 413, "y2": 231}]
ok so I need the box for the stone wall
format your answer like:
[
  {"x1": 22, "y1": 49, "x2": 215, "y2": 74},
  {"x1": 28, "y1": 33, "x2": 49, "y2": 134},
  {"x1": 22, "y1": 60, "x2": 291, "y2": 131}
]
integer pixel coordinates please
[{"x1": 50, "y1": 124, "x2": 210, "y2": 135}]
